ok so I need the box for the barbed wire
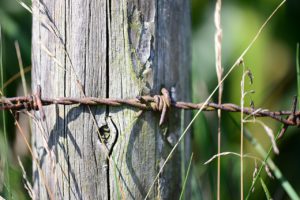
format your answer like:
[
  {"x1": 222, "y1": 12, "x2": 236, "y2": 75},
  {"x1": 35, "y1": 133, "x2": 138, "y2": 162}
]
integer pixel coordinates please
[{"x1": 0, "y1": 86, "x2": 299, "y2": 127}]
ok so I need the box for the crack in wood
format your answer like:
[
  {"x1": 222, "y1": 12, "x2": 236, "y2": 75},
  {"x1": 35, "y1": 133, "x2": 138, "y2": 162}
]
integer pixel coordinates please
[{"x1": 106, "y1": 0, "x2": 112, "y2": 199}]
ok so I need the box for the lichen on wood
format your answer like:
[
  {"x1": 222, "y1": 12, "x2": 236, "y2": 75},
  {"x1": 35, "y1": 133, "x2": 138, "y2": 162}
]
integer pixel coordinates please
[{"x1": 31, "y1": 0, "x2": 191, "y2": 199}]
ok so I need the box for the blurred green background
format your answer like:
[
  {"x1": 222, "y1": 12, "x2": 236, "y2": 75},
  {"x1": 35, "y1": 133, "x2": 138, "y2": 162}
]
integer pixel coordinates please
[{"x1": 0, "y1": 0, "x2": 299, "y2": 199}]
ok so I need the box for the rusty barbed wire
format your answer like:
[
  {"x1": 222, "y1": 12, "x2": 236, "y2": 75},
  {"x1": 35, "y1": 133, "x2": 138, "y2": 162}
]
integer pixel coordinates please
[{"x1": 0, "y1": 86, "x2": 299, "y2": 127}]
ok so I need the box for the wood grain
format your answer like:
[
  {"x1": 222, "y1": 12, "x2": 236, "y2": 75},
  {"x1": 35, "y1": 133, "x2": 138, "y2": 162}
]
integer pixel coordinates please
[{"x1": 32, "y1": 0, "x2": 190, "y2": 199}]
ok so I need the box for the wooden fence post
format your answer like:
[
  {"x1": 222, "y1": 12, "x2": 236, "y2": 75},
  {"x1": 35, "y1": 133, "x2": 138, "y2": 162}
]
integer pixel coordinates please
[{"x1": 31, "y1": 0, "x2": 190, "y2": 199}]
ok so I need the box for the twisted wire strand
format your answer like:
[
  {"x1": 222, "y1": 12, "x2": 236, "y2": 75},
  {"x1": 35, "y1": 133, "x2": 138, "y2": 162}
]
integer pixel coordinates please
[{"x1": 0, "y1": 87, "x2": 299, "y2": 126}]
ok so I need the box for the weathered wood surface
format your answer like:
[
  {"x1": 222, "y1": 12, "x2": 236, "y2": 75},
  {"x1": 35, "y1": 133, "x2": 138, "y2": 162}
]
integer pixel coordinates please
[{"x1": 32, "y1": 0, "x2": 190, "y2": 199}]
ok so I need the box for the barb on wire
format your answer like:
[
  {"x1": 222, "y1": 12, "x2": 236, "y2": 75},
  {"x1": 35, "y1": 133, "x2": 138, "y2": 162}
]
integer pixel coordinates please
[
  {"x1": 0, "y1": 87, "x2": 300, "y2": 127},
  {"x1": 278, "y1": 96, "x2": 298, "y2": 138}
]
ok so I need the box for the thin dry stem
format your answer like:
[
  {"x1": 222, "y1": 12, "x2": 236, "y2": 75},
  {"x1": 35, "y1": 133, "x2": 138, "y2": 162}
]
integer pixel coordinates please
[
  {"x1": 144, "y1": 0, "x2": 287, "y2": 189},
  {"x1": 204, "y1": 152, "x2": 263, "y2": 165},
  {"x1": 240, "y1": 61, "x2": 246, "y2": 200},
  {"x1": 1, "y1": 66, "x2": 31, "y2": 90},
  {"x1": 14, "y1": 113, "x2": 54, "y2": 200},
  {"x1": 33, "y1": 2, "x2": 125, "y2": 196},
  {"x1": 31, "y1": 1, "x2": 287, "y2": 199},
  {"x1": 214, "y1": 0, "x2": 223, "y2": 199},
  {"x1": 38, "y1": 42, "x2": 64, "y2": 69},
  {"x1": 17, "y1": 0, "x2": 32, "y2": 13},
  {"x1": 14, "y1": 41, "x2": 28, "y2": 96},
  {"x1": 244, "y1": 119, "x2": 279, "y2": 154},
  {"x1": 17, "y1": 157, "x2": 35, "y2": 200}
]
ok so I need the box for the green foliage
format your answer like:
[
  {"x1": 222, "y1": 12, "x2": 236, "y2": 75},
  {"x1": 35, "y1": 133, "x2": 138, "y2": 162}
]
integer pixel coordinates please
[
  {"x1": 0, "y1": 0, "x2": 300, "y2": 199},
  {"x1": 260, "y1": 178, "x2": 272, "y2": 200},
  {"x1": 179, "y1": 153, "x2": 194, "y2": 200},
  {"x1": 1, "y1": 25, "x2": 11, "y2": 200},
  {"x1": 192, "y1": 1, "x2": 300, "y2": 199},
  {"x1": 297, "y1": 43, "x2": 300, "y2": 109}
]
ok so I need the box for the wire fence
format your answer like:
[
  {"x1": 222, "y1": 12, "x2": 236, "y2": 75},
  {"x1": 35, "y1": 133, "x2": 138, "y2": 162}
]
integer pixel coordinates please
[{"x1": 1, "y1": 86, "x2": 299, "y2": 128}]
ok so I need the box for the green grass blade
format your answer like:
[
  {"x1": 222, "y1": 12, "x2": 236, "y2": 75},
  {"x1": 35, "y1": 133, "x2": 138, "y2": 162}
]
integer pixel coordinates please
[
  {"x1": 245, "y1": 125, "x2": 300, "y2": 200},
  {"x1": 229, "y1": 115, "x2": 300, "y2": 200},
  {"x1": 180, "y1": 109, "x2": 186, "y2": 197},
  {"x1": 245, "y1": 127, "x2": 278, "y2": 200},
  {"x1": 252, "y1": 137, "x2": 299, "y2": 200},
  {"x1": 144, "y1": 2, "x2": 287, "y2": 198},
  {"x1": 0, "y1": 26, "x2": 11, "y2": 199},
  {"x1": 113, "y1": 159, "x2": 121, "y2": 200},
  {"x1": 296, "y1": 43, "x2": 300, "y2": 109},
  {"x1": 246, "y1": 44, "x2": 300, "y2": 200},
  {"x1": 260, "y1": 178, "x2": 272, "y2": 200},
  {"x1": 179, "y1": 153, "x2": 193, "y2": 200}
]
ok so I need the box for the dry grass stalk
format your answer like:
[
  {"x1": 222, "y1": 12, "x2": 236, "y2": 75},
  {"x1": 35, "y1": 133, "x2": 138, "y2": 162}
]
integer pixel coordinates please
[
  {"x1": 145, "y1": 1, "x2": 286, "y2": 198},
  {"x1": 214, "y1": 0, "x2": 223, "y2": 199},
  {"x1": 18, "y1": 157, "x2": 36, "y2": 200}
]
